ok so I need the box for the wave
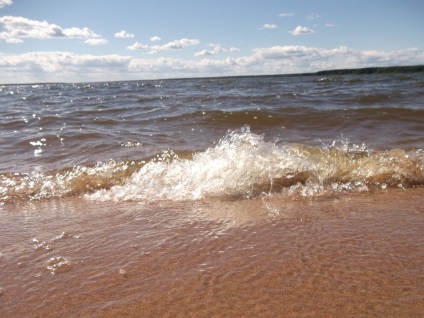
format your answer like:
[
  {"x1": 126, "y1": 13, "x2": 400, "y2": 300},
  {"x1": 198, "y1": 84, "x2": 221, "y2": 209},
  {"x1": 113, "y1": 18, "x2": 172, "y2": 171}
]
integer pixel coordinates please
[
  {"x1": 1, "y1": 126, "x2": 423, "y2": 204},
  {"x1": 157, "y1": 108, "x2": 424, "y2": 131}
]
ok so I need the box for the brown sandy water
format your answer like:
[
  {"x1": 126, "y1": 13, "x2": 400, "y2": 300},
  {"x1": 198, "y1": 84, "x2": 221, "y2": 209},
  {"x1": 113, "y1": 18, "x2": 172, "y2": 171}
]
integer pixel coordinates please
[
  {"x1": 1, "y1": 74, "x2": 424, "y2": 317},
  {"x1": 1, "y1": 188, "x2": 423, "y2": 318}
]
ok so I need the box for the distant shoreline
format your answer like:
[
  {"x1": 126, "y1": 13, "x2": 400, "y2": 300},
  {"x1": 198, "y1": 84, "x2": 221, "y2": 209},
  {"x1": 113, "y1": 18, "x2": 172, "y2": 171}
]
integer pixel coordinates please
[
  {"x1": 313, "y1": 64, "x2": 424, "y2": 76},
  {"x1": 2, "y1": 65, "x2": 423, "y2": 86},
  {"x1": 171, "y1": 64, "x2": 424, "y2": 80}
]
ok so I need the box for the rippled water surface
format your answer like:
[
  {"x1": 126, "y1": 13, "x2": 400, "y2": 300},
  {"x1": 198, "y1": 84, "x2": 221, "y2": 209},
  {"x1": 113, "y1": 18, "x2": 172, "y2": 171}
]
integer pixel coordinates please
[
  {"x1": 0, "y1": 73, "x2": 423, "y2": 317},
  {"x1": 1, "y1": 73, "x2": 424, "y2": 203}
]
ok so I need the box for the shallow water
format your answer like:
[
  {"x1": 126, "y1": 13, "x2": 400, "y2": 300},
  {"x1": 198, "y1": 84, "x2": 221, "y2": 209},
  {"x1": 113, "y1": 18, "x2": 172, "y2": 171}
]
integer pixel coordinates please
[
  {"x1": 0, "y1": 188, "x2": 423, "y2": 317},
  {"x1": 0, "y1": 73, "x2": 423, "y2": 317}
]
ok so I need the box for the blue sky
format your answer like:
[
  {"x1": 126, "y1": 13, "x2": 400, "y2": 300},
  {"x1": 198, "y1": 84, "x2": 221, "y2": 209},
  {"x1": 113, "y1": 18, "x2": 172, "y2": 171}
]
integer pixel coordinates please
[{"x1": 0, "y1": 0, "x2": 423, "y2": 83}]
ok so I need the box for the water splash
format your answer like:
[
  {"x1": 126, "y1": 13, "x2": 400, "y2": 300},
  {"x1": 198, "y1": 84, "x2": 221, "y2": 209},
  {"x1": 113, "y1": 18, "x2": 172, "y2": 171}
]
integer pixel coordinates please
[
  {"x1": 87, "y1": 126, "x2": 424, "y2": 202},
  {"x1": 1, "y1": 126, "x2": 423, "y2": 203}
]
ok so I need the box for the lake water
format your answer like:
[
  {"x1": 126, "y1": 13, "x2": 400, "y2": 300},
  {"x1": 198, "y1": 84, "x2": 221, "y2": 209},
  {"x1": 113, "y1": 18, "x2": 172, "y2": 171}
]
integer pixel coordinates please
[{"x1": 1, "y1": 73, "x2": 423, "y2": 317}]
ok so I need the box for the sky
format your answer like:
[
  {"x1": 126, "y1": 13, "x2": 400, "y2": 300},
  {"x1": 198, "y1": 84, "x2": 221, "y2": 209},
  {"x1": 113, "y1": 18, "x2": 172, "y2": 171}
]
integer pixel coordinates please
[{"x1": 0, "y1": 0, "x2": 423, "y2": 84}]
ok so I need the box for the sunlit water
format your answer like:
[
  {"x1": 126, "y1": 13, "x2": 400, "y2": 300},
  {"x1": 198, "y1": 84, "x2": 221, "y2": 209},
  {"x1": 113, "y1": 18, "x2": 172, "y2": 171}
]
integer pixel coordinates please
[{"x1": 0, "y1": 73, "x2": 423, "y2": 317}]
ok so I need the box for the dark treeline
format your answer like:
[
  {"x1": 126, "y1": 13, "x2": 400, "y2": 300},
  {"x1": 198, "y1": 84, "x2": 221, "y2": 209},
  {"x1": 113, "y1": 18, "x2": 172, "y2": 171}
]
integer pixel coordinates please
[{"x1": 315, "y1": 65, "x2": 424, "y2": 76}]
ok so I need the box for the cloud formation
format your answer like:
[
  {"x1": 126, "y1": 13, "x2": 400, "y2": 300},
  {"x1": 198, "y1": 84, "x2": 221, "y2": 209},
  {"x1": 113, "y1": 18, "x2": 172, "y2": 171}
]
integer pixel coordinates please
[
  {"x1": 150, "y1": 36, "x2": 161, "y2": 42},
  {"x1": 0, "y1": 16, "x2": 103, "y2": 43},
  {"x1": 114, "y1": 30, "x2": 135, "y2": 38},
  {"x1": 127, "y1": 42, "x2": 149, "y2": 51},
  {"x1": 195, "y1": 46, "x2": 226, "y2": 57},
  {"x1": 84, "y1": 38, "x2": 109, "y2": 45},
  {"x1": 1, "y1": 46, "x2": 423, "y2": 84},
  {"x1": 0, "y1": 0, "x2": 12, "y2": 9},
  {"x1": 154, "y1": 38, "x2": 199, "y2": 50},
  {"x1": 127, "y1": 38, "x2": 199, "y2": 53},
  {"x1": 278, "y1": 13, "x2": 295, "y2": 17},
  {"x1": 288, "y1": 26, "x2": 315, "y2": 35},
  {"x1": 262, "y1": 24, "x2": 277, "y2": 30}
]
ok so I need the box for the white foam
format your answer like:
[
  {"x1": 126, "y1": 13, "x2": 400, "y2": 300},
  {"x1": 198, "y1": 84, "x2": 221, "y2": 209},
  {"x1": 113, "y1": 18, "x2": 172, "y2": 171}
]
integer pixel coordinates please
[
  {"x1": 87, "y1": 126, "x2": 424, "y2": 203},
  {"x1": 46, "y1": 256, "x2": 71, "y2": 275},
  {"x1": 86, "y1": 126, "x2": 312, "y2": 202},
  {"x1": 3, "y1": 126, "x2": 422, "y2": 203}
]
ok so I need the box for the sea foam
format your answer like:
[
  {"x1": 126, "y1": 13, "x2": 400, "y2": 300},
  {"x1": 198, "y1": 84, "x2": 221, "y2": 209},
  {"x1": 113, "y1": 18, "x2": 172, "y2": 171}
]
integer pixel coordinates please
[
  {"x1": 1, "y1": 126, "x2": 422, "y2": 204},
  {"x1": 86, "y1": 126, "x2": 424, "y2": 202}
]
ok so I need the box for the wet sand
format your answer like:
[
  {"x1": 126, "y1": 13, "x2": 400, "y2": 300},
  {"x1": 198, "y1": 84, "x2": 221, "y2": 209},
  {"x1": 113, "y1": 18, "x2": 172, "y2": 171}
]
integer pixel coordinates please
[{"x1": 1, "y1": 188, "x2": 423, "y2": 317}]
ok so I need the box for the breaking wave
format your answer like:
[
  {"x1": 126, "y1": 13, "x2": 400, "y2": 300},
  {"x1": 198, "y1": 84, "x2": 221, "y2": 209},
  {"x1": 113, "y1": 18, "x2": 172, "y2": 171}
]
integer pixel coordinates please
[{"x1": 2, "y1": 126, "x2": 422, "y2": 204}]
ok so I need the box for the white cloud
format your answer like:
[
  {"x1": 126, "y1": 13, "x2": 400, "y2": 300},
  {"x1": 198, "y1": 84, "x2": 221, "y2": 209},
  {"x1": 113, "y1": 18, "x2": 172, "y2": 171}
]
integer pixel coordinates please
[
  {"x1": 84, "y1": 38, "x2": 108, "y2": 45},
  {"x1": 0, "y1": 0, "x2": 12, "y2": 9},
  {"x1": 150, "y1": 36, "x2": 161, "y2": 42},
  {"x1": 230, "y1": 47, "x2": 240, "y2": 53},
  {"x1": 349, "y1": 48, "x2": 424, "y2": 65},
  {"x1": 0, "y1": 52, "x2": 132, "y2": 83},
  {"x1": 5, "y1": 37, "x2": 22, "y2": 43},
  {"x1": 194, "y1": 50, "x2": 213, "y2": 57},
  {"x1": 127, "y1": 42, "x2": 149, "y2": 50},
  {"x1": 153, "y1": 38, "x2": 199, "y2": 50},
  {"x1": 214, "y1": 47, "x2": 225, "y2": 54},
  {"x1": 0, "y1": 16, "x2": 102, "y2": 43},
  {"x1": 325, "y1": 23, "x2": 336, "y2": 28},
  {"x1": 195, "y1": 46, "x2": 225, "y2": 57},
  {"x1": 288, "y1": 26, "x2": 315, "y2": 35},
  {"x1": 128, "y1": 38, "x2": 200, "y2": 53},
  {"x1": 62, "y1": 27, "x2": 101, "y2": 38},
  {"x1": 248, "y1": 46, "x2": 424, "y2": 73},
  {"x1": 253, "y1": 45, "x2": 347, "y2": 61},
  {"x1": 278, "y1": 13, "x2": 294, "y2": 17},
  {"x1": 115, "y1": 30, "x2": 135, "y2": 38},
  {"x1": 262, "y1": 24, "x2": 278, "y2": 30},
  {"x1": 1, "y1": 46, "x2": 423, "y2": 84}
]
